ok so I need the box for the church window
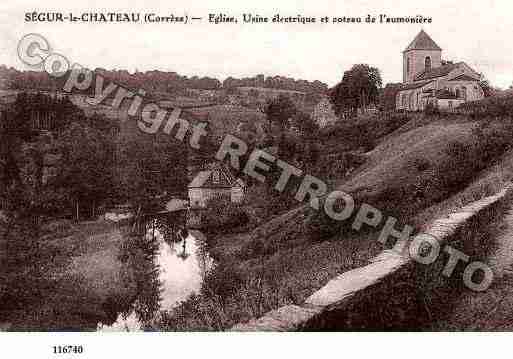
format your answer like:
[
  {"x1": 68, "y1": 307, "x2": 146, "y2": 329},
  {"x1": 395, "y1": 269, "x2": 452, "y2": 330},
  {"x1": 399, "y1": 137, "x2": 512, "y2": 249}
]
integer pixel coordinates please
[
  {"x1": 461, "y1": 86, "x2": 467, "y2": 101},
  {"x1": 425, "y1": 56, "x2": 432, "y2": 72},
  {"x1": 407, "y1": 57, "x2": 410, "y2": 74}
]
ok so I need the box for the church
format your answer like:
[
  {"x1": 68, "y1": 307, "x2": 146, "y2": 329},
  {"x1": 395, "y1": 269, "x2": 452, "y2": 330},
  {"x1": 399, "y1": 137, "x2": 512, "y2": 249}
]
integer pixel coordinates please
[{"x1": 396, "y1": 30, "x2": 484, "y2": 111}]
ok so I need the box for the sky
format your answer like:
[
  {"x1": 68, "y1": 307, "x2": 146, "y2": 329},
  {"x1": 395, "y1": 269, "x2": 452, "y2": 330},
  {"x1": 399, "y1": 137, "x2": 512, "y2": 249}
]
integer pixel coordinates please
[{"x1": 0, "y1": 0, "x2": 512, "y2": 89}]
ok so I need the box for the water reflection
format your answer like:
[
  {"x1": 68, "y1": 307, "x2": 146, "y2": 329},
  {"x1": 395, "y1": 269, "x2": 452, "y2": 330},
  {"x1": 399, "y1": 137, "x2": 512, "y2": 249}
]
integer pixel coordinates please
[{"x1": 98, "y1": 216, "x2": 213, "y2": 331}]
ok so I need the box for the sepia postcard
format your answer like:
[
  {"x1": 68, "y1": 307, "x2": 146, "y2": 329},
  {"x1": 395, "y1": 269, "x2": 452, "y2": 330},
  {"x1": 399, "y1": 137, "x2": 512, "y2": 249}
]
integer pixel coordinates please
[{"x1": 1, "y1": 0, "x2": 513, "y2": 357}]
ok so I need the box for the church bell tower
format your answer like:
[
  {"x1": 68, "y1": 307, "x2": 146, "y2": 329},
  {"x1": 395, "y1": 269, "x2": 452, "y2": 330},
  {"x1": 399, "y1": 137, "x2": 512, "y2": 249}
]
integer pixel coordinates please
[{"x1": 403, "y1": 30, "x2": 442, "y2": 83}]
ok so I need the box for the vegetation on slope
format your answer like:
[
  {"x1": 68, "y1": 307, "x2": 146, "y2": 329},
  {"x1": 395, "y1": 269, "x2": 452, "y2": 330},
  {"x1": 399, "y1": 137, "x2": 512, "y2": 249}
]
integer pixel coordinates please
[{"x1": 155, "y1": 109, "x2": 513, "y2": 330}]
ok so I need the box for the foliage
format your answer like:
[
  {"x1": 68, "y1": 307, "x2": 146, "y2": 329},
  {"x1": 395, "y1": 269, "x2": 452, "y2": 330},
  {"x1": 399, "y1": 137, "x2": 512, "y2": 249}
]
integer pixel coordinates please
[
  {"x1": 0, "y1": 105, "x2": 46, "y2": 314},
  {"x1": 423, "y1": 102, "x2": 440, "y2": 116},
  {"x1": 12, "y1": 92, "x2": 84, "y2": 133},
  {"x1": 459, "y1": 93, "x2": 513, "y2": 117},
  {"x1": 264, "y1": 95, "x2": 298, "y2": 156},
  {"x1": 116, "y1": 135, "x2": 188, "y2": 216},
  {"x1": 380, "y1": 83, "x2": 402, "y2": 111},
  {"x1": 52, "y1": 122, "x2": 116, "y2": 219},
  {"x1": 479, "y1": 78, "x2": 495, "y2": 97},
  {"x1": 222, "y1": 74, "x2": 327, "y2": 93},
  {"x1": 0, "y1": 65, "x2": 328, "y2": 95},
  {"x1": 289, "y1": 111, "x2": 319, "y2": 140},
  {"x1": 319, "y1": 111, "x2": 410, "y2": 152},
  {"x1": 201, "y1": 197, "x2": 248, "y2": 230},
  {"x1": 265, "y1": 94, "x2": 297, "y2": 132},
  {"x1": 329, "y1": 64, "x2": 383, "y2": 117}
]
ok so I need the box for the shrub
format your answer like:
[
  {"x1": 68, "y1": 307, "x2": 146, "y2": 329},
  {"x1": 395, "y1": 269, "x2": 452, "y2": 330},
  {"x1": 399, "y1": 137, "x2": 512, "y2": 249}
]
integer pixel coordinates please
[
  {"x1": 412, "y1": 157, "x2": 431, "y2": 172},
  {"x1": 202, "y1": 198, "x2": 248, "y2": 231},
  {"x1": 201, "y1": 259, "x2": 244, "y2": 299},
  {"x1": 424, "y1": 102, "x2": 439, "y2": 116},
  {"x1": 461, "y1": 94, "x2": 513, "y2": 117}
]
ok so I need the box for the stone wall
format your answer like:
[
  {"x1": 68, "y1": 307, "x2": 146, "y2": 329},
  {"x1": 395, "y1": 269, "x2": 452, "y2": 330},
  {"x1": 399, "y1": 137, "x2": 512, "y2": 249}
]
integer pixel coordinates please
[{"x1": 232, "y1": 186, "x2": 511, "y2": 331}]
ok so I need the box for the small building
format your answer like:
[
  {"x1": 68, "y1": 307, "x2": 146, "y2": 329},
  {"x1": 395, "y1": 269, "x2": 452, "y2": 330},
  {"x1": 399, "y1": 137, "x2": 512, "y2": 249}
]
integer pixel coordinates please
[
  {"x1": 311, "y1": 96, "x2": 337, "y2": 128},
  {"x1": 188, "y1": 163, "x2": 245, "y2": 208}
]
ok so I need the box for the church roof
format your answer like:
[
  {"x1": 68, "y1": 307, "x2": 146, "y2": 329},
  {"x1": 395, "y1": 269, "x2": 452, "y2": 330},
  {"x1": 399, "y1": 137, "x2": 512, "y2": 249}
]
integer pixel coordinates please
[
  {"x1": 398, "y1": 80, "x2": 434, "y2": 91},
  {"x1": 404, "y1": 30, "x2": 442, "y2": 52},
  {"x1": 449, "y1": 74, "x2": 479, "y2": 81},
  {"x1": 414, "y1": 62, "x2": 461, "y2": 81}
]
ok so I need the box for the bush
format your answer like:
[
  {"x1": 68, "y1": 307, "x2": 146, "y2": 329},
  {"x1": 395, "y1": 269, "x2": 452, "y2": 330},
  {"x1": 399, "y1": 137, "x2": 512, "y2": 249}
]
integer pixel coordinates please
[
  {"x1": 424, "y1": 102, "x2": 439, "y2": 116},
  {"x1": 412, "y1": 157, "x2": 431, "y2": 172},
  {"x1": 202, "y1": 198, "x2": 248, "y2": 230},
  {"x1": 201, "y1": 259, "x2": 244, "y2": 299},
  {"x1": 461, "y1": 94, "x2": 513, "y2": 117}
]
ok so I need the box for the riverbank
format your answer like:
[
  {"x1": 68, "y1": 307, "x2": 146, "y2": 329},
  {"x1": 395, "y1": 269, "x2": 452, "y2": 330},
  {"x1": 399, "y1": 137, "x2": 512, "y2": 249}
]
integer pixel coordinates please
[{"x1": 0, "y1": 219, "x2": 135, "y2": 330}]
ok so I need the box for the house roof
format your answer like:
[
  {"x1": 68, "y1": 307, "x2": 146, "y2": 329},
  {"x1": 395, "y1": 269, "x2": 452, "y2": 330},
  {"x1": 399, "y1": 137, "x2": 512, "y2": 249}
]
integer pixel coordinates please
[
  {"x1": 404, "y1": 30, "x2": 442, "y2": 52},
  {"x1": 414, "y1": 62, "x2": 461, "y2": 81},
  {"x1": 188, "y1": 164, "x2": 241, "y2": 189},
  {"x1": 188, "y1": 170, "x2": 213, "y2": 188}
]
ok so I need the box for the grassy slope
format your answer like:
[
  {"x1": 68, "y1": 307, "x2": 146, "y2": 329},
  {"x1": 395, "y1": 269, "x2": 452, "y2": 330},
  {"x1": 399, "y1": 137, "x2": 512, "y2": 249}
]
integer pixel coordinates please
[
  {"x1": 2, "y1": 220, "x2": 134, "y2": 330},
  {"x1": 249, "y1": 117, "x2": 476, "y2": 244},
  {"x1": 414, "y1": 147, "x2": 513, "y2": 229},
  {"x1": 341, "y1": 122, "x2": 471, "y2": 192}
]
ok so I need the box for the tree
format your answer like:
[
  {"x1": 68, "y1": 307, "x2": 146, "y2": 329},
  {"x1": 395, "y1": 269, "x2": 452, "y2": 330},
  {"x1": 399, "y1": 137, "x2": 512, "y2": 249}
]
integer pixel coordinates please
[
  {"x1": 330, "y1": 64, "x2": 383, "y2": 116},
  {"x1": 265, "y1": 95, "x2": 297, "y2": 148},
  {"x1": 0, "y1": 101, "x2": 46, "y2": 311},
  {"x1": 479, "y1": 77, "x2": 495, "y2": 97},
  {"x1": 290, "y1": 111, "x2": 319, "y2": 140},
  {"x1": 54, "y1": 122, "x2": 116, "y2": 220},
  {"x1": 380, "y1": 83, "x2": 402, "y2": 111},
  {"x1": 117, "y1": 136, "x2": 188, "y2": 216}
]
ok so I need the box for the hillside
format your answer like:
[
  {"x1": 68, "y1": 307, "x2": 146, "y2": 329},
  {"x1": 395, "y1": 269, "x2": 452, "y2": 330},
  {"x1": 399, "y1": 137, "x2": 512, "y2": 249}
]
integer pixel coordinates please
[
  {"x1": 158, "y1": 110, "x2": 513, "y2": 330},
  {"x1": 188, "y1": 104, "x2": 267, "y2": 141}
]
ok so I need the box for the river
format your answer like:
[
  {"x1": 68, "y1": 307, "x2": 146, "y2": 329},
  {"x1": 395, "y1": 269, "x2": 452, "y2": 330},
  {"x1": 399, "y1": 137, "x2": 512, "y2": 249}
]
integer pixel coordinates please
[{"x1": 98, "y1": 217, "x2": 214, "y2": 331}]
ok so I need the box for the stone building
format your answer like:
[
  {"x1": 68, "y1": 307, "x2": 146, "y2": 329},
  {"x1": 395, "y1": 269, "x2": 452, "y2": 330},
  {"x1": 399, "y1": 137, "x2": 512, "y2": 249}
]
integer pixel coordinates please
[
  {"x1": 188, "y1": 163, "x2": 245, "y2": 208},
  {"x1": 396, "y1": 30, "x2": 484, "y2": 111}
]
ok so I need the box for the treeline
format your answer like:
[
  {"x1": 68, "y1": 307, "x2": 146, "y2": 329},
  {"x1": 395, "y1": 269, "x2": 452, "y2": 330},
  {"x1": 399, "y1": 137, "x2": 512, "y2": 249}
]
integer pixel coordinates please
[
  {"x1": 5, "y1": 92, "x2": 86, "y2": 133},
  {"x1": 0, "y1": 65, "x2": 328, "y2": 95},
  {"x1": 223, "y1": 74, "x2": 328, "y2": 93}
]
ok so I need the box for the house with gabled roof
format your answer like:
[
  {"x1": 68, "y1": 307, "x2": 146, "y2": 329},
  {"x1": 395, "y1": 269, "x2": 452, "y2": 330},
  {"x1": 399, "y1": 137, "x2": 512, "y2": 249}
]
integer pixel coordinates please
[
  {"x1": 188, "y1": 162, "x2": 245, "y2": 208},
  {"x1": 396, "y1": 30, "x2": 484, "y2": 111}
]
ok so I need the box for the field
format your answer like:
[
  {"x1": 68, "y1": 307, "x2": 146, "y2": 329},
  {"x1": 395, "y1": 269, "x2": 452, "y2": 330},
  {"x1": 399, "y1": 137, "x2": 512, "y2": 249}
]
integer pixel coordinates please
[
  {"x1": 188, "y1": 104, "x2": 267, "y2": 141},
  {"x1": 0, "y1": 220, "x2": 134, "y2": 330}
]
